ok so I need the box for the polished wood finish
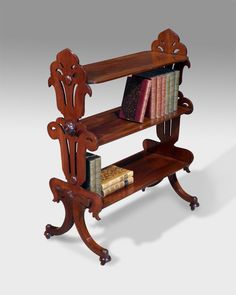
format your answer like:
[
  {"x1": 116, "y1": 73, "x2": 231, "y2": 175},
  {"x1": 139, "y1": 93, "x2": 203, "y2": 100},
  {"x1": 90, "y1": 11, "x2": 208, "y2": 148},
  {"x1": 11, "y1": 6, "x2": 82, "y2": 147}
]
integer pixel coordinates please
[
  {"x1": 81, "y1": 104, "x2": 190, "y2": 146},
  {"x1": 102, "y1": 143, "x2": 193, "y2": 208},
  {"x1": 84, "y1": 51, "x2": 188, "y2": 84},
  {"x1": 44, "y1": 29, "x2": 199, "y2": 265}
]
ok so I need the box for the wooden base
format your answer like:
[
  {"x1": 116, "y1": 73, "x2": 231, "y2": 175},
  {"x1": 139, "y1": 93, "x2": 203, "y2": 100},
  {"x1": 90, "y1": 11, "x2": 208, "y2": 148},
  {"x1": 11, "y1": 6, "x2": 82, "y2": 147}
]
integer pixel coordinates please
[
  {"x1": 44, "y1": 178, "x2": 111, "y2": 265},
  {"x1": 44, "y1": 141, "x2": 199, "y2": 265}
]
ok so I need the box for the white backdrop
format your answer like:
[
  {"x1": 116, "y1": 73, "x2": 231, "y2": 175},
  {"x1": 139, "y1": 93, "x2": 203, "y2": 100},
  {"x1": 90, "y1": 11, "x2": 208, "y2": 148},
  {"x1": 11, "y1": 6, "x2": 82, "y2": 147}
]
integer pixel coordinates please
[{"x1": 1, "y1": 1, "x2": 236, "y2": 294}]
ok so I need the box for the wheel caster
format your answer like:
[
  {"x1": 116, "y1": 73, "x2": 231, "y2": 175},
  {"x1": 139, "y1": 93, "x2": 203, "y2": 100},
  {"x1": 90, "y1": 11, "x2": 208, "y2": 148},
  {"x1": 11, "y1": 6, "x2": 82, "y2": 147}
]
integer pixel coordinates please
[
  {"x1": 44, "y1": 231, "x2": 51, "y2": 239},
  {"x1": 190, "y1": 197, "x2": 200, "y2": 211},
  {"x1": 184, "y1": 166, "x2": 191, "y2": 173},
  {"x1": 99, "y1": 249, "x2": 111, "y2": 265}
]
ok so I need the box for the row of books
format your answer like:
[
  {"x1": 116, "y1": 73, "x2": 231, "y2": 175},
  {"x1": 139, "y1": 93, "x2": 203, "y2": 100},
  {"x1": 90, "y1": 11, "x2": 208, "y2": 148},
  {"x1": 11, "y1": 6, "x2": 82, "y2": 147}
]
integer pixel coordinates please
[
  {"x1": 119, "y1": 68, "x2": 180, "y2": 123},
  {"x1": 82, "y1": 153, "x2": 134, "y2": 197}
]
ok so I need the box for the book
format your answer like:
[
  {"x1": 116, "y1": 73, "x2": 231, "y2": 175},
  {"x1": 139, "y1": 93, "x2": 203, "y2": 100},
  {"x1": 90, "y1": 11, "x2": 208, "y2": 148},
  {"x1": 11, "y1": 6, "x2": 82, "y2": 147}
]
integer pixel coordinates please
[
  {"x1": 82, "y1": 152, "x2": 101, "y2": 195},
  {"x1": 168, "y1": 71, "x2": 175, "y2": 113},
  {"x1": 137, "y1": 68, "x2": 171, "y2": 119},
  {"x1": 156, "y1": 75, "x2": 162, "y2": 118},
  {"x1": 102, "y1": 176, "x2": 134, "y2": 197},
  {"x1": 164, "y1": 72, "x2": 171, "y2": 115},
  {"x1": 95, "y1": 155, "x2": 102, "y2": 195},
  {"x1": 173, "y1": 71, "x2": 180, "y2": 111},
  {"x1": 101, "y1": 165, "x2": 134, "y2": 190},
  {"x1": 119, "y1": 76, "x2": 151, "y2": 123},
  {"x1": 160, "y1": 74, "x2": 166, "y2": 116}
]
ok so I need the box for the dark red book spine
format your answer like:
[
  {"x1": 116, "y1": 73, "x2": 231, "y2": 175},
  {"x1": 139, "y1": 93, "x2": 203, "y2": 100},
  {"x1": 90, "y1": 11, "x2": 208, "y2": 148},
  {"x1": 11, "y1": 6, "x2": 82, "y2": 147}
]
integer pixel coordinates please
[{"x1": 119, "y1": 76, "x2": 151, "y2": 123}]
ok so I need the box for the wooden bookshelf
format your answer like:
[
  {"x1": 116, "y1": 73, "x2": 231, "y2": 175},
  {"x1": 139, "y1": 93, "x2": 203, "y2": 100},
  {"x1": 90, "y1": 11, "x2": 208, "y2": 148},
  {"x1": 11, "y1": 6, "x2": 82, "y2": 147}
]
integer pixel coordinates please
[{"x1": 44, "y1": 28, "x2": 199, "y2": 265}]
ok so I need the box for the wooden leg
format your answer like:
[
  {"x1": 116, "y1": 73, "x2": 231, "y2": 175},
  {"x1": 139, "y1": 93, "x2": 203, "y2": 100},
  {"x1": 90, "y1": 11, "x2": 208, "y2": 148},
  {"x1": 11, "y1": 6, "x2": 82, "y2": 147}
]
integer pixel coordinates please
[
  {"x1": 73, "y1": 198, "x2": 111, "y2": 265},
  {"x1": 168, "y1": 173, "x2": 199, "y2": 211},
  {"x1": 44, "y1": 195, "x2": 74, "y2": 239}
]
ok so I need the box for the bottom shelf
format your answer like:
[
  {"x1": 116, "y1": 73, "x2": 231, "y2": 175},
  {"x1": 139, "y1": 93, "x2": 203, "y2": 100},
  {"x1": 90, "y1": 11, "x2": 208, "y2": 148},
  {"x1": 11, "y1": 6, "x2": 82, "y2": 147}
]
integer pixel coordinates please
[{"x1": 102, "y1": 144, "x2": 193, "y2": 208}]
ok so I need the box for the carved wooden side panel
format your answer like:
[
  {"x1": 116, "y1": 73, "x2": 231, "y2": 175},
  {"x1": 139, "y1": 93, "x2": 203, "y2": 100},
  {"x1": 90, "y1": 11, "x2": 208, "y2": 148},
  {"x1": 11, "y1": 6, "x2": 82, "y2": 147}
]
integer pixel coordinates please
[
  {"x1": 48, "y1": 48, "x2": 92, "y2": 121},
  {"x1": 156, "y1": 91, "x2": 193, "y2": 145},
  {"x1": 48, "y1": 118, "x2": 98, "y2": 185},
  {"x1": 151, "y1": 28, "x2": 187, "y2": 56}
]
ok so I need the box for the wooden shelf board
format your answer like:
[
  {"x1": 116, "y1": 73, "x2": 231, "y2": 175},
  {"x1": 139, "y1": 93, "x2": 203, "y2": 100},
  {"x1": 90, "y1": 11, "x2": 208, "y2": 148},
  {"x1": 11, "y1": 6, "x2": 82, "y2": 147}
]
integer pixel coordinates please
[
  {"x1": 81, "y1": 106, "x2": 190, "y2": 146},
  {"x1": 102, "y1": 147, "x2": 191, "y2": 208},
  {"x1": 83, "y1": 51, "x2": 188, "y2": 84}
]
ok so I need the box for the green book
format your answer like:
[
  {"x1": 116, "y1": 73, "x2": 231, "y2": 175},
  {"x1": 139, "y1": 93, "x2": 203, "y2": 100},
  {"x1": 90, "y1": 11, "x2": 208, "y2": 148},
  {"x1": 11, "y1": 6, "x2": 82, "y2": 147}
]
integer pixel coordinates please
[
  {"x1": 168, "y1": 71, "x2": 175, "y2": 113},
  {"x1": 82, "y1": 152, "x2": 102, "y2": 195},
  {"x1": 173, "y1": 71, "x2": 180, "y2": 111},
  {"x1": 165, "y1": 72, "x2": 172, "y2": 115}
]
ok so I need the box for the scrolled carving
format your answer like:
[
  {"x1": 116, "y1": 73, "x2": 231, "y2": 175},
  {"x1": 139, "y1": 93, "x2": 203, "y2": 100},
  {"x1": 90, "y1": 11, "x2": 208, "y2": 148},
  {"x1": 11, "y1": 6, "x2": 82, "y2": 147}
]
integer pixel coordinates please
[
  {"x1": 178, "y1": 91, "x2": 193, "y2": 114},
  {"x1": 151, "y1": 28, "x2": 187, "y2": 56},
  {"x1": 48, "y1": 118, "x2": 98, "y2": 185},
  {"x1": 48, "y1": 48, "x2": 92, "y2": 121}
]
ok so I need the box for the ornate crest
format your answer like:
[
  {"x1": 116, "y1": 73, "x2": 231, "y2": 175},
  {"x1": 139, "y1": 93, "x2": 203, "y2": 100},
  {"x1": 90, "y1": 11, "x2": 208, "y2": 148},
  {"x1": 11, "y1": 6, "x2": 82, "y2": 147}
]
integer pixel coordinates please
[
  {"x1": 151, "y1": 28, "x2": 187, "y2": 56},
  {"x1": 48, "y1": 48, "x2": 92, "y2": 121}
]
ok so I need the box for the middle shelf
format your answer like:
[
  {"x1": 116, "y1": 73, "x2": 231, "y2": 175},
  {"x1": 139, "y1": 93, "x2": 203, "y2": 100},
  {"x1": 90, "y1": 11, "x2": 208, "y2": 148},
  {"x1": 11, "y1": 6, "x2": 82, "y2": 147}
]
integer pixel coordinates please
[{"x1": 81, "y1": 106, "x2": 190, "y2": 146}]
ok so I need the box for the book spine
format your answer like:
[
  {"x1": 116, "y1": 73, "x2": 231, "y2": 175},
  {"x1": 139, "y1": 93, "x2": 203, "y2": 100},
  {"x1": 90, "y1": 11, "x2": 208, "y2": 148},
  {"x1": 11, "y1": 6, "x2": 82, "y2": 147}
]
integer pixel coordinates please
[
  {"x1": 168, "y1": 72, "x2": 175, "y2": 113},
  {"x1": 102, "y1": 177, "x2": 134, "y2": 197},
  {"x1": 161, "y1": 75, "x2": 166, "y2": 116},
  {"x1": 148, "y1": 77, "x2": 156, "y2": 119},
  {"x1": 135, "y1": 79, "x2": 151, "y2": 122},
  {"x1": 101, "y1": 170, "x2": 134, "y2": 190},
  {"x1": 156, "y1": 75, "x2": 162, "y2": 118},
  {"x1": 165, "y1": 73, "x2": 171, "y2": 115},
  {"x1": 95, "y1": 156, "x2": 102, "y2": 195},
  {"x1": 83, "y1": 154, "x2": 96, "y2": 192},
  {"x1": 173, "y1": 71, "x2": 180, "y2": 111}
]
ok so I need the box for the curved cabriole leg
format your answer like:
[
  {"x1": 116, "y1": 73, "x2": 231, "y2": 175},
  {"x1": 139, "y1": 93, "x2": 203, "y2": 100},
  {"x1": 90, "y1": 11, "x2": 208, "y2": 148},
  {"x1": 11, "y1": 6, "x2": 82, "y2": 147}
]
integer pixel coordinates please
[
  {"x1": 44, "y1": 195, "x2": 74, "y2": 239},
  {"x1": 73, "y1": 198, "x2": 111, "y2": 265},
  {"x1": 44, "y1": 178, "x2": 74, "y2": 239},
  {"x1": 168, "y1": 173, "x2": 199, "y2": 211}
]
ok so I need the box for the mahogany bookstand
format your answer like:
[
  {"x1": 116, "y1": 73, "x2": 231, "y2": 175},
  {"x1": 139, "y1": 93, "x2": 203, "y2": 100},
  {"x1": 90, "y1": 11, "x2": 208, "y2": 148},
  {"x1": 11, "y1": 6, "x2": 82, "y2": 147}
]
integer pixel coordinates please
[{"x1": 44, "y1": 29, "x2": 199, "y2": 265}]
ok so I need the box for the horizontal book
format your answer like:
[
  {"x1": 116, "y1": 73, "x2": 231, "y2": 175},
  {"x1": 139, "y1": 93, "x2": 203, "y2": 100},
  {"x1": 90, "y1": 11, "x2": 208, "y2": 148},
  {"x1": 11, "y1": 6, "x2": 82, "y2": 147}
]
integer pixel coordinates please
[
  {"x1": 101, "y1": 165, "x2": 134, "y2": 190},
  {"x1": 102, "y1": 176, "x2": 134, "y2": 197},
  {"x1": 119, "y1": 76, "x2": 151, "y2": 123}
]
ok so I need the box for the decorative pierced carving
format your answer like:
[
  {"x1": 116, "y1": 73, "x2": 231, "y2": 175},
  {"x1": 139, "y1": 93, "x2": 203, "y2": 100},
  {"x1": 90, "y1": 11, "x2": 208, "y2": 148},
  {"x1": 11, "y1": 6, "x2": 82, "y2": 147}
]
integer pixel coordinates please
[
  {"x1": 48, "y1": 118, "x2": 98, "y2": 185},
  {"x1": 48, "y1": 48, "x2": 92, "y2": 121},
  {"x1": 178, "y1": 91, "x2": 193, "y2": 114},
  {"x1": 151, "y1": 28, "x2": 187, "y2": 56}
]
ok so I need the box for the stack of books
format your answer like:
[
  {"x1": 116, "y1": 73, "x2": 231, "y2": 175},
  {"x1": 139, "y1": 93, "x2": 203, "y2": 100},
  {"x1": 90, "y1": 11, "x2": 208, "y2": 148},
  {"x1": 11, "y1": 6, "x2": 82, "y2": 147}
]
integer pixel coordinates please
[
  {"x1": 101, "y1": 165, "x2": 134, "y2": 197},
  {"x1": 119, "y1": 69, "x2": 180, "y2": 123},
  {"x1": 82, "y1": 152, "x2": 102, "y2": 195},
  {"x1": 82, "y1": 154, "x2": 134, "y2": 197}
]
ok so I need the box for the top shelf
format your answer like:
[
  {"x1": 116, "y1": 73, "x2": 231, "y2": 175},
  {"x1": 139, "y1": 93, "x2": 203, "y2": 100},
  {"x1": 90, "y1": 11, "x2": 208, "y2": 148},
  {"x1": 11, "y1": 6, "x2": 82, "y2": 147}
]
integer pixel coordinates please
[{"x1": 83, "y1": 51, "x2": 189, "y2": 84}]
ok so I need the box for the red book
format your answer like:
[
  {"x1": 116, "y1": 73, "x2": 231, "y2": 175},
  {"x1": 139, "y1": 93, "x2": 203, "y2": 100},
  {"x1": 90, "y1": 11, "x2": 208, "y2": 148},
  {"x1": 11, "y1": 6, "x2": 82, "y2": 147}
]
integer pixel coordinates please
[
  {"x1": 145, "y1": 76, "x2": 156, "y2": 119},
  {"x1": 161, "y1": 74, "x2": 166, "y2": 116},
  {"x1": 156, "y1": 76, "x2": 162, "y2": 118},
  {"x1": 119, "y1": 76, "x2": 151, "y2": 123}
]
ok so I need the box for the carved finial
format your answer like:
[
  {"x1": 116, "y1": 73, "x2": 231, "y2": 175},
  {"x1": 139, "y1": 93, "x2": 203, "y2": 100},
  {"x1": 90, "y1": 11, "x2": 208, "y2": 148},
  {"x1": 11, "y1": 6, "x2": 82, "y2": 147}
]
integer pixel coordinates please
[
  {"x1": 151, "y1": 28, "x2": 187, "y2": 56},
  {"x1": 48, "y1": 48, "x2": 92, "y2": 121}
]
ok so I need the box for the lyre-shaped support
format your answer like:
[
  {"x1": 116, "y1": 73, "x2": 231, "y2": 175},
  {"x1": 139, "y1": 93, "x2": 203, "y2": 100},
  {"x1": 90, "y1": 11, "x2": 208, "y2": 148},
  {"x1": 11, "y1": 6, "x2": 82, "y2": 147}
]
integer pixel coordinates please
[
  {"x1": 45, "y1": 49, "x2": 111, "y2": 265},
  {"x1": 151, "y1": 28, "x2": 191, "y2": 85},
  {"x1": 142, "y1": 90, "x2": 199, "y2": 210}
]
